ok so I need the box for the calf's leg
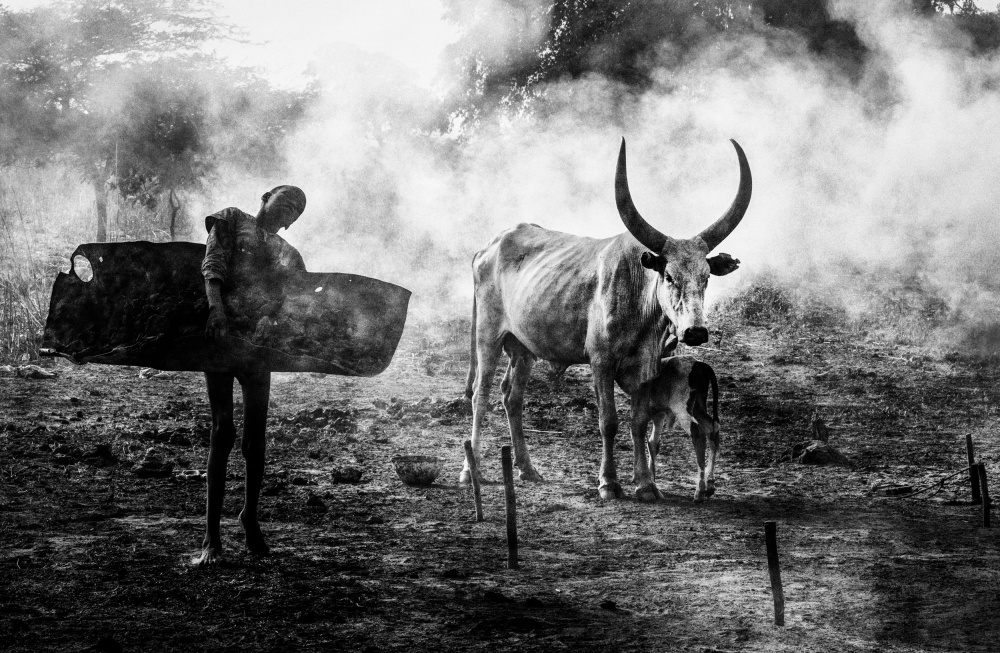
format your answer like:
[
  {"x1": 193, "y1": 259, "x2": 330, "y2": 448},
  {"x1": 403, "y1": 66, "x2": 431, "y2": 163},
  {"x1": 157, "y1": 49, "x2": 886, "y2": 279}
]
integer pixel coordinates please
[
  {"x1": 647, "y1": 411, "x2": 671, "y2": 483},
  {"x1": 196, "y1": 372, "x2": 237, "y2": 565}
]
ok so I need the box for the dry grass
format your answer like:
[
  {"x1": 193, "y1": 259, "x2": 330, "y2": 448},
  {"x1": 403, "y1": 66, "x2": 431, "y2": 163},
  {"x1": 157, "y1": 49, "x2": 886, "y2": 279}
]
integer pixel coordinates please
[{"x1": 0, "y1": 164, "x2": 174, "y2": 364}]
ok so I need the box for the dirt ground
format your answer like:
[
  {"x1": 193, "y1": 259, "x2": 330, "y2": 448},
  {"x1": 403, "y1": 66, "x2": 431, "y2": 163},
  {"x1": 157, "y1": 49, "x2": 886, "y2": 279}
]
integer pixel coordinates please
[{"x1": 2, "y1": 317, "x2": 999, "y2": 652}]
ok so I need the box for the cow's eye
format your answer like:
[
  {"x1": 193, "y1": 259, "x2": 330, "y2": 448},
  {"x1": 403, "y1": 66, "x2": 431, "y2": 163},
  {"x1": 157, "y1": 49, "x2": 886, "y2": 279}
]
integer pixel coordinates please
[{"x1": 663, "y1": 272, "x2": 674, "y2": 284}]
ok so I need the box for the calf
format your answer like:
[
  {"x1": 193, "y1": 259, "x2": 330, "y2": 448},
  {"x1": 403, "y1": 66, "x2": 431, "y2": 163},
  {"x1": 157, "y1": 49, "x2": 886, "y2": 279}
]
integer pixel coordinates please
[{"x1": 646, "y1": 356, "x2": 720, "y2": 501}]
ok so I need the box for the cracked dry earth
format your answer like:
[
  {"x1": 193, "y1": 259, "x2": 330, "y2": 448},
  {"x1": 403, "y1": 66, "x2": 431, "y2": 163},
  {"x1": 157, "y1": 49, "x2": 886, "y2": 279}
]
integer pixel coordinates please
[{"x1": 1, "y1": 320, "x2": 999, "y2": 652}]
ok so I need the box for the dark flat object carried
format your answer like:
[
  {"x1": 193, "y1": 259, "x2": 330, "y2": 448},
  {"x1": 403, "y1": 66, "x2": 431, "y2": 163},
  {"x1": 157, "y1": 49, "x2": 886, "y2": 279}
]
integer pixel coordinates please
[{"x1": 40, "y1": 241, "x2": 410, "y2": 376}]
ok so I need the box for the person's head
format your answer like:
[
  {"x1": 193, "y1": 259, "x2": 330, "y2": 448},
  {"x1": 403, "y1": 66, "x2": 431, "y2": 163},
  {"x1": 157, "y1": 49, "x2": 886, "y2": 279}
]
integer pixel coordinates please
[{"x1": 256, "y1": 185, "x2": 306, "y2": 232}]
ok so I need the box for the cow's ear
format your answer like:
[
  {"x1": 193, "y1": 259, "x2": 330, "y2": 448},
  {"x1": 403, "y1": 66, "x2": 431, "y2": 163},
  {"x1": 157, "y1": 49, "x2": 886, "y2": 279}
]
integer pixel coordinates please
[
  {"x1": 707, "y1": 252, "x2": 740, "y2": 276},
  {"x1": 640, "y1": 252, "x2": 666, "y2": 273}
]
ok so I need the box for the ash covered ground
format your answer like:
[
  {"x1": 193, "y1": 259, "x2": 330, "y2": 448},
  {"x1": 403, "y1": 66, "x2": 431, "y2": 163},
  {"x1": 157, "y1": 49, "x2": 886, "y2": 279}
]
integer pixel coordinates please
[{"x1": 2, "y1": 315, "x2": 1000, "y2": 652}]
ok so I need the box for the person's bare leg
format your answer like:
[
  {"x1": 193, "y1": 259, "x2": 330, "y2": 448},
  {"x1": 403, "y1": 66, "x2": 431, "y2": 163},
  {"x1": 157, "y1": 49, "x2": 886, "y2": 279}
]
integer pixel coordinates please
[
  {"x1": 238, "y1": 369, "x2": 271, "y2": 555},
  {"x1": 196, "y1": 372, "x2": 236, "y2": 565}
]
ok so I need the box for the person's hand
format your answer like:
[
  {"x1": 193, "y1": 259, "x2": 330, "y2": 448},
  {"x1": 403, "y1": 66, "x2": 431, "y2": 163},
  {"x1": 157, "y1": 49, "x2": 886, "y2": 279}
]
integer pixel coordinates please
[{"x1": 205, "y1": 306, "x2": 228, "y2": 341}]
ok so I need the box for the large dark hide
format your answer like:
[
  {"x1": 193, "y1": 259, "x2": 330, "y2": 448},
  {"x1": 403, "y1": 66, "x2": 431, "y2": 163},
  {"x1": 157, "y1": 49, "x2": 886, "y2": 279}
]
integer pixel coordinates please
[{"x1": 41, "y1": 241, "x2": 410, "y2": 375}]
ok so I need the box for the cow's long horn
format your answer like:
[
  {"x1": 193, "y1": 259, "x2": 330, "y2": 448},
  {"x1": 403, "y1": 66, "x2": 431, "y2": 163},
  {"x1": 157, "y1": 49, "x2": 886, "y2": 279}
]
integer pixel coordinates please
[
  {"x1": 616, "y1": 138, "x2": 666, "y2": 252},
  {"x1": 696, "y1": 139, "x2": 752, "y2": 252}
]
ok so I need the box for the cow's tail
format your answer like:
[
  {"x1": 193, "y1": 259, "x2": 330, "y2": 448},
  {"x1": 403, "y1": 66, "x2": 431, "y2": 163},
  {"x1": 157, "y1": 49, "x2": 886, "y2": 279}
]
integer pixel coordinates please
[{"x1": 464, "y1": 293, "x2": 477, "y2": 400}]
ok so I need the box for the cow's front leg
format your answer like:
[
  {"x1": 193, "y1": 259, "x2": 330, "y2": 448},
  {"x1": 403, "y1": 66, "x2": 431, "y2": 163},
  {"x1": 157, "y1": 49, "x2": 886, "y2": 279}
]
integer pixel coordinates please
[
  {"x1": 630, "y1": 388, "x2": 662, "y2": 502},
  {"x1": 196, "y1": 372, "x2": 236, "y2": 566},
  {"x1": 238, "y1": 370, "x2": 271, "y2": 555},
  {"x1": 502, "y1": 348, "x2": 544, "y2": 482},
  {"x1": 593, "y1": 372, "x2": 622, "y2": 500}
]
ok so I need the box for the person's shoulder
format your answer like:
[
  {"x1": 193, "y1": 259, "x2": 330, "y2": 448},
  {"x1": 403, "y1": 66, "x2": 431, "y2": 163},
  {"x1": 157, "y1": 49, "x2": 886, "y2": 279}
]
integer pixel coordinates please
[{"x1": 205, "y1": 207, "x2": 253, "y2": 233}]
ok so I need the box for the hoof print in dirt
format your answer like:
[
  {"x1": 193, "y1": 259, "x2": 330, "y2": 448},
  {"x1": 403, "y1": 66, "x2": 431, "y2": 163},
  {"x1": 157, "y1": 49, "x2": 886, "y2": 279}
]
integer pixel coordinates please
[
  {"x1": 778, "y1": 440, "x2": 851, "y2": 466},
  {"x1": 331, "y1": 467, "x2": 363, "y2": 483},
  {"x1": 131, "y1": 450, "x2": 173, "y2": 478},
  {"x1": 306, "y1": 492, "x2": 328, "y2": 512}
]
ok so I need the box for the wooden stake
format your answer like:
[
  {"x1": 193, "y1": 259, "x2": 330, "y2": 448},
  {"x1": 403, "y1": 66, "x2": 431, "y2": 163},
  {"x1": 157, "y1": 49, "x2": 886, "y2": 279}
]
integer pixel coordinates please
[
  {"x1": 764, "y1": 521, "x2": 785, "y2": 626},
  {"x1": 967, "y1": 434, "x2": 982, "y2": 505},
  {"x1": 501, "y1": 445, "x2": 518, "y2": 569},
  {"x1": 463, "y1": 439, "x2": 484, "y2": 522},
  {"x1": 978, "y1": 463, "x2": 991, "y2": 528}
]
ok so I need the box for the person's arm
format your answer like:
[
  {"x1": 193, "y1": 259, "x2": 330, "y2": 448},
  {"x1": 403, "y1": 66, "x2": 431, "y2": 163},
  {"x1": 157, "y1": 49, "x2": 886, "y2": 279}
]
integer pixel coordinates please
[
  {"x1": 205, "y1": 278, "x2": 228, "y2": 340},
  {"x1": 202, "y1": 215, "x2": 234, "y2": 340}
]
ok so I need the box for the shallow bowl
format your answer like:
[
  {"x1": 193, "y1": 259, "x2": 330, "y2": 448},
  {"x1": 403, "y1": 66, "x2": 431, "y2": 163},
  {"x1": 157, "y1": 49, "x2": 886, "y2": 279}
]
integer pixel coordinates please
[{"x1": 391, "y1": 455, "x2": 443, "y2": 486}]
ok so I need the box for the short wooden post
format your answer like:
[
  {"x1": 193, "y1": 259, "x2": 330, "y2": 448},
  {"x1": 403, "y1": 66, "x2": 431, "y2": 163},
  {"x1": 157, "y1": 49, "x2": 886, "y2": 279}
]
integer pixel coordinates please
[
  {"x1": 764, "y1": 521, "x2": 785, "y2": 626},
  {"x1": 501, "y1": 445, "x2": 518, "y2": 569},
  {"x1": 463, "y1": 440, "x2": 484, "y2": 522},
  {"x1": 978, "y1": 463, "x2": 991, "y2": 528},
  {"x1": 967, "y1": 434, "x2": 982, "y2": 505}
]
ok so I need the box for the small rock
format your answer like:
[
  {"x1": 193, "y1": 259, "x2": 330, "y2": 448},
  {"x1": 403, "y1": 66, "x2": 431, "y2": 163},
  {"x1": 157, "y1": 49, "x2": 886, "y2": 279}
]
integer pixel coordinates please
[
  {"x1": 167, "y1": 432, "x2": 191, "y2": 446},
  {"x1": 331, "y1": 467, "x2": 363, "y2": 483},
  {"x1": 484, "y1": 590, "x2": 510, "y2": 603},
  {"x1": 305, "y1": 493, "x2": 327, "y2": 512},
  {"x1": 132, "y1": 449, "x2": 173, "y2": 478},
  {"x1": 18, "y1": 365, "x2": 56, "y2": 379}
]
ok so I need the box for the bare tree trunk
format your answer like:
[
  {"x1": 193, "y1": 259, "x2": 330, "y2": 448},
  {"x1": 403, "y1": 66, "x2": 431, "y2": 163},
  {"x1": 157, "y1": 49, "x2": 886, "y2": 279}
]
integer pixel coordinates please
[
  {"x1": 92, "y1": 176, "x2": 108, "y2": 242},
  {"x1": 167, "y1": 188, "x2": 181, "y2": 242}
]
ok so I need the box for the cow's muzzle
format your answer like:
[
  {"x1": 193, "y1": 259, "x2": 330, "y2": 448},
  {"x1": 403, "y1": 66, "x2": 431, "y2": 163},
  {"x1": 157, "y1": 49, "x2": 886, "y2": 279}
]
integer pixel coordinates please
[{"x1": 681, "y1": 326, "x2": 708, "y2": 346}]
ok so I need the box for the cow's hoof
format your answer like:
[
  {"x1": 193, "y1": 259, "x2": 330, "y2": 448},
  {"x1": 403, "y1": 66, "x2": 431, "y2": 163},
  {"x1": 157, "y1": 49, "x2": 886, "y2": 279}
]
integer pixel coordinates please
[
  {"x1": 519, "y1": 467, "x2": 544, "y2": 482},
  {"x1": 598, "y1": 482, "x2": 623, "y2": 500},
  {"x1": 193, "y1": 546, "x2": 224, "y2": 566},
  {"x1": 458, "y1": 468, "x2": 472, "y2": 485},
  {"x1": 635, "y1": 484, "x2": 663, "y2": 503},
  {"x1": 705, "y1": 483, "x2": 716, "y2": 498}
]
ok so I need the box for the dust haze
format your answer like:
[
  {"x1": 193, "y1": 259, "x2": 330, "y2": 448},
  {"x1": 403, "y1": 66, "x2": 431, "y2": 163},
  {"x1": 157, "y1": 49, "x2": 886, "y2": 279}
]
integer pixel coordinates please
[{"x1": 200, "y1": 0, "x2": 1000, "y2": 347}]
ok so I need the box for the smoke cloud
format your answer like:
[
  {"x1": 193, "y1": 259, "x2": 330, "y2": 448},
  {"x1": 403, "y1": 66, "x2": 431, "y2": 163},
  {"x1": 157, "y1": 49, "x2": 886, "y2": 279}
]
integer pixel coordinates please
[{"x1": 204, "y1": 0, "x2": 1000, "y2": 347}]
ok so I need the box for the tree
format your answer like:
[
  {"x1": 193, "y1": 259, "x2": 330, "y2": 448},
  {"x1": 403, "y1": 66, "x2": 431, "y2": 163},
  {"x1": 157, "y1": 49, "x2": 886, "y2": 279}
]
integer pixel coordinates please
[
  {"x1": 443, "y1": 0, "x2": 997, "y2": 126},
  {"x1": 0, "y1": 0, "x2": 306, "y2": 241}
]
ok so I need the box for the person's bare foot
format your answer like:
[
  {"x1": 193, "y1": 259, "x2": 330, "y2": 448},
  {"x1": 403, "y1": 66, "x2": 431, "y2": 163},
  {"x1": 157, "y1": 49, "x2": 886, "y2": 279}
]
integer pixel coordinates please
[
  {"x1": 193, "y1": 545, "x2": 224, "y2": 566},
  {"x1": 240, "y1": 511, "x2": 270, "y2": 556}
]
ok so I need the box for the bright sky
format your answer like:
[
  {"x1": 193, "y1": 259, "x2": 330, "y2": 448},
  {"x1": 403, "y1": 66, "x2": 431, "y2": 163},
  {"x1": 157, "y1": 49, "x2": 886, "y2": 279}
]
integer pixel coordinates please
[{"x1": 2, "y1": 0, "x2": 460, "y2": 88}]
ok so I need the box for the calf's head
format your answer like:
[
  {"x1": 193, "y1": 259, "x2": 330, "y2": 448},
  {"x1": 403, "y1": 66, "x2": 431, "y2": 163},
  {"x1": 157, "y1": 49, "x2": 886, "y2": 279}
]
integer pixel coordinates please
[{"x1": 616, "y1": 138, "x2": 751, "y2": 346}]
